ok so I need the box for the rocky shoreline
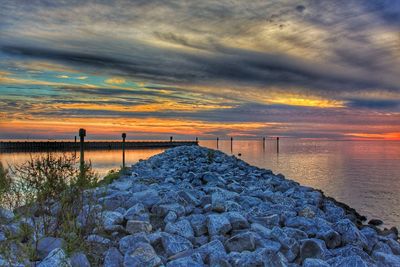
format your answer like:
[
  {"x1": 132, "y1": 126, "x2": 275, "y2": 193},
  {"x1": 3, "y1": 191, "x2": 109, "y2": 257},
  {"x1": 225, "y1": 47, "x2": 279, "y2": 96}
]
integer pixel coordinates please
[{"x1": 1, "y1": 145, "x2": 400, "y2": 266}]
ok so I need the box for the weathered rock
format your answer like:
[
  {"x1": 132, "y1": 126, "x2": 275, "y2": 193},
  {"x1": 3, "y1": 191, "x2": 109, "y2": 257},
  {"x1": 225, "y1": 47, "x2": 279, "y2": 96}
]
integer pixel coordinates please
[
  {"x1": 318, "y1": 229, "x2": 341, "y2": 249},
  {"x1": 38, "y1": 248, "x2": 71, "y2": 267},
  {"x1": 372, "y1": 251, "x2": 400, "y2": 266},
  {"x1": 165, "y1": 219, "x2": 194, "y2": 240},
  {"x1": 196, "y1": 240, "x2": 227, "y2": 263},
  {"x1": 161, "y1": 233, "x2": 193, "y2": 256},
  {"x1": 124, "y1": 242, "x2": 162, "y2": 267},
  {"x1": 226, "y1": 212, "x2": 249, "y2": 230},
  {"x1": 164, "y1": 211, "x2": 178, "y2": 224},
  {"x1": 166, "y1": 253, "x2": 204, "y2": 267},
  {"x1": 126, "y1": 220, "x2": 152, "y2": 234},
  {"x1": 70, "y1": 252, "x2": 90, "y2": 267},
  {"x1": 178, "y1": 191, "x2": 201, "y2": 206},
  {"x1": 119, "y1": 233, "x2": 149, "y2": 254},
  {"x1": 224, "y1": 232, "x2": 255, "y2": 252},
  {"x1": 189, "y1": 214, "x2": 208, "y2": 236},
  {"x1": 300, "y1": 239, "x2": 325, "y2": 261},
  {"x1": 207, "y1": 214, "x2": 232, "y2": 236},
  {"x1": 86, "y1": 234, "x2": 111, "y2": 245},
  {"x1": 101, "y1": 211, "x2": 124, "y2": 231},
  {"x1": 152, "y1": 203, "x2": 186, "y2": 217},
  {"x1": 103, "y1": 247, "x2": 123, "y2": 267},
  {"x1": 37, "y1": 237, "x2": 65, "y2": 259},
  {"x1": 124, "y1": 203, "x2": 149, "y2": 222},
  {"x1": 327, "y1": 255, "x2": 368, "y2": 267},
  {"x1": 126, "y1": 189, "x2": 161, "y2": 208},
  {"x1": 0, "y1": 208, "x2": 14, "y2": 224},
  {"x1": 303, "y1": 258, "x2": 329, "y2": 267},
  {"x1": 334, "y1": 219, "x2": 368, "y2": 249}
]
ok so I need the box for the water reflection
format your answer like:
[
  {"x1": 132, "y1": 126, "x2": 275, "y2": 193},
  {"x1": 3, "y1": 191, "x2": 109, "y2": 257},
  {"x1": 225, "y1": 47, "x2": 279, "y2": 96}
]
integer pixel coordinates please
[{"x1": 1, "y1": 140, "x2": 399, "y2": 227}]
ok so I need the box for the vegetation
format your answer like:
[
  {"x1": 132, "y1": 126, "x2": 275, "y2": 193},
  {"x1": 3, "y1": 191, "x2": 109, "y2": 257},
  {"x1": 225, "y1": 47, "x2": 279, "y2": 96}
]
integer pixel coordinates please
[{"x1": 0, "y1": 153, "x2": 105, "y2": 264}]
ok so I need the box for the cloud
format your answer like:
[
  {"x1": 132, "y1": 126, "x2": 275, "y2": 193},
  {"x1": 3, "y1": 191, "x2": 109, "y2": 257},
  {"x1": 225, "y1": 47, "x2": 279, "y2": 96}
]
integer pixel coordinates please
[{"x1": 105, "y1": 77, "x2": 126, "y2": 84}]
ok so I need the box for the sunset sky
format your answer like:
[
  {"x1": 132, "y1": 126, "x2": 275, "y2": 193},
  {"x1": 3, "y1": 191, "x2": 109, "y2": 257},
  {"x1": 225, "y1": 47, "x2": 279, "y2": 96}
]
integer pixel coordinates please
[{"x1": 0, "y1": 0, "x2": 399, "y2": 140}]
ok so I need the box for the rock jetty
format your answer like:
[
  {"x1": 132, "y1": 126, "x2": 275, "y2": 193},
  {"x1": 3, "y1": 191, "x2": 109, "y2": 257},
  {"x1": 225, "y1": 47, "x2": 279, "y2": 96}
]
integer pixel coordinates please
[{"x1": 1, "y1": 146, "x2": 400, "y2": 266}]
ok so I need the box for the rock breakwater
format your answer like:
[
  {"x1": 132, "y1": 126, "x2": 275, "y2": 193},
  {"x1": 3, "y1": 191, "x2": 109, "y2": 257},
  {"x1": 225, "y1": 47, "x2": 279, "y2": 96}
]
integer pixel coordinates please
[{"x1": 1, "y1": 146, "x2": 400, "y2": 266}]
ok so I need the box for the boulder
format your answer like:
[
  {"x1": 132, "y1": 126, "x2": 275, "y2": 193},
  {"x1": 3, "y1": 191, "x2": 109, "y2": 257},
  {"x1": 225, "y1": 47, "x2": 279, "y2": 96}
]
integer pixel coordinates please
[
  {"x1": 86, "y1": 235, "x2": 111, "y2": 245},
  {"x1": 124, "y1": 242, "x2": 162, "y2": 267},
  {"x1": 207, "y1": 214, "x2": 232, "y2": 236},
  {"x1": 37, "y1": 237, "x2": 65, "y2": 259},
  {"x1": 196, "y1": 240, "x2": 227, "y2": 263},
  {"x1": 152, "y1": 203, "x2": 186, "y2": 217},
  {"x1": 318, "y1": 230, "x2": 341, "y2": 249},
  {"x1": 334, "y1": 219, "x2": 368, "y2": 249},
  {"x1": 124, "y1": 203, "x2": 149, "y2": 222},
  {"x1": 126, "y1": 189, "x2": 160, "y2": 208},
  {"x1": 224, "y1": 232, "x2": 255, "y2": 252},
  {"x1": 372, "y1": 251, "x2": 400, "y2": 266},
  {"x1": 103, "y1": 247, "x2": 123, "y2": 267},
  {"x1": 165, "y1": 219, "x2": 194, "y2": 240},
  {"x1": 189, "y1": 214, "x2": 208, "y2": 236},
  {"x1": 126, "y1": 220, "x2": 152, "y2": 234},
  {"x1": 303, "y1": 258, "x2": 329, "y2": 267},
  {"x1": 70, "y1": 252, "x2": 90, "y2": 267},
  {"x1": 327, "y1": 255, "x2": 368, "y2": 267},
  {"x1": 0, "y1": 208, "x2": 14, "y2": 224},
  {"x1": 101, "y1": 211, "x2": 124, "y2": 231},
  {"x1": 225, "y1": 212, "x2": 249, "y2": 230},
  {"x1": 38, "y1": 248, "x2": 71, "y2": 267},
  {"x1": 161, "y1": 233, "x2": 193, "y2": 256},
  {"x1": 300, "y1": 239, "x2": 325, "y2": 261},
  {"x1": 119, "y1": 233, "x2": 150, "y2": 254}
]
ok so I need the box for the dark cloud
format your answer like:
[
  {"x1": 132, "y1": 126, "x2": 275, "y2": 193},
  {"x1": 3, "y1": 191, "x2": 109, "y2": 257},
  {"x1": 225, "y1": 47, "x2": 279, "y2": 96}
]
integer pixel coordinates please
[{"x1": 347, "y1": 99, "x2": 400, "y2": 109}]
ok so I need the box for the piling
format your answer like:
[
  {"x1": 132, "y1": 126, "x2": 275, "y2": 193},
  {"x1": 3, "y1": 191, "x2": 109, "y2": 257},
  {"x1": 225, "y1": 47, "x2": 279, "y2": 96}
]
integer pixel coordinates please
[
  {"x1": 170, "y1": 136, "x2": 173, "y2": 142},
  {"x1": 230, "y1": 137, "x2": 233, "y2": 152},
  {"x1": 122, "y1": 133, "x2": 126, "y2": 169},
  {"x1": 79, "y1": 128, "x2": 86, "y2": 174},
  {"x1": 216, "y1": 137, "x2": 219, "y2": 149},
  {"x1": 196, "y1": 137, "x2": 198, "y2": 142},
  {"x1": 277, "y1": 137, "x2": 280, "y2": 153}
]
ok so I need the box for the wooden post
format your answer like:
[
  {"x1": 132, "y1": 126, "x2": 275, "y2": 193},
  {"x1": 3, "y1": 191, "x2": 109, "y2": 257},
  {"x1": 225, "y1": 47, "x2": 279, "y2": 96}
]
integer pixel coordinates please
[
  {"x1": 79, "y1": 128, "x2": 86, "y2": 175},
  {"x1": 170, "y1": 136, "x2": 173, "y2": 142},
  {"x1": 217, "y1": 137, "x2": 219, "y2": 149},
  {"x1": 230, "y1": 137, "x2": 233, "y2": 152},
  {"x1": 196, "y1": 137, "x2": 198, "y2": 142},
  {"x1": 122, "y1": 133, "x2": 126, "y2": 169},
  {"x1": 276, "y1": 137, "x2": 279, "y2": 153},
  {"x1": 263, "y1": 137, "x2": 265, "y2": 150}
]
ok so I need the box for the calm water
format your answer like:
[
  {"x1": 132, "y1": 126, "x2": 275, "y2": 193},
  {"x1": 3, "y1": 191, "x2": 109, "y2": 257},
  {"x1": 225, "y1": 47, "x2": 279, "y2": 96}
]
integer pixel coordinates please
[{"x1": 1, "y1": 140, "x2": 399, "y2": 228}]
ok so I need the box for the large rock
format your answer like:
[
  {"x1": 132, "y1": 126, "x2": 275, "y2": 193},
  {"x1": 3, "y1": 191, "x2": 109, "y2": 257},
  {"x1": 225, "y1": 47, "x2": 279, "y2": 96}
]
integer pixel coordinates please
[
  {"x1": 300, "y1": 239, "x2": 325, "y2": 261},
  {"x1": 124, "y1": 242, "x2": 162, "y2": 267},
  {"x1": 124, "y1": 203, "x2": 149, "y2": 222},
  {"x1": 151, "y1": 203, "x2": 186, "y2": 217},
  {"x1": 0, "y1": 208, "x2": 14, "y2": 224},
  {"x1": 303, "y1": 258, "x2": 330, "y2": 267},
  {"x1": 226, "y1": 212, "x2": 249, "y2": 230},
  {"x1": 37, "y1": 237, "x2": 65, "y2": 259},
  {"x1": 101, "y1": 211, "x2": 124, "y2": 231},
  {"x1": 372, "y1": 251, "x2": 400, "y2": 266},
  {"x1": 166, "y1": 253, "x2": 203, "y2": 267},
  {"x1": 318, "y1": 229, "x2": 341, "y2": 249},
  {"x1": 70, "y1": 252, "x2": 90, "y2": 267},
  {"x1": 161, "y1": 233, "x2": 193, "y2": 256},
  {"x1": 224, "y1": 232, "x2": 255, "y2": 252},
  {"x1": 207, "y1": 214, "x2": 232, "y2": 236},
  {"x1": 196, "y1": 240, "x2": 227, "y2": 263},
  {"x1": 126, "y1": 220, "x2": 152, "y2": 234},
  {"x1": 126, "y1": 189, "x2": 161, "y2": 208},
  {"x1": 119, "y1": 234, "x2": 150, "y2": 254},
  {"x1": 104, "y1": 247, "x2": 123, "y2": 267},
  {"x1": 327, "y1": 255, "x2": 368, "y2": 267},
  {"x1": 38, "y1": 248, "x2": 71, "y2": 267},
  {"x1": 165, "y1": 219, "x2": 194, "y2": 240},
  {"x1": 334, "y1": 219, "x2": 368, "y2": 249},
  {"x1": 189, "y1": 214, "x2": 207, "y2": 236}
]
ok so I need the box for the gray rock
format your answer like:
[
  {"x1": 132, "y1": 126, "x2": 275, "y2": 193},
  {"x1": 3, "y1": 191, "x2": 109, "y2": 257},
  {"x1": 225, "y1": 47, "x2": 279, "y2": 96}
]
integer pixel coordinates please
[
  {"x1": 101, "y1": 211, "x2": 124, "y2": 231},
  {"x1": 318, "y1": 230, "x2": 341, "y2": 249},
  {"x1": 119, "y1": 233, "x2": 149, "y2": 254},
  {"x1": 197, "y1": 240, "x2": 227, "y2": 263},
  {"x1": 161, "y1": 233, "x2": 193, "y2": 256},
  {"x1": 334, "y1": 219, "x2": 367, "y2": 249},
  {"x1": 328, "y1": 255, "x2": 368, "y2": 267},
  {"x1": 211, "y1": 191, "x2": 226, "y2": 212},
  {"x1": 86, "y1": 234, "x2": 111, "y2": 245},
  {"x1": 127, "y1": 189, "x2": 160, "y2": 208},
  {"x1": 303, "y1": 258, "x2": 329, "y2": 267},
  {"x1": 104, "y1": 247, "x2": 123, "y2": 267},
  {"x1": 38, "y1": 248, "x2": 71, "y2": 267},
  {"x1": 207, "y1": 214, "x2": 232, "y2": 236},
  {"x1": 70, "y1": 252, "x2": 90, "y2": 267},
  {"x1": 226, "y1": 212, "x2": 249, "y2": 230},
  {"x1": 124, "y1": 203, "x2": 149, "y2": 222},
  {"x1": 0, "y1": 208, "x2": 14, "y2": 224},
  {"x1": 178, "y1": 191, "x2": 201, "y2": 206},
  {"x1": 372, "y1": 251, "x2": 400, "y2": 266},
  {"x1": 250, "y1": 214, "x2": 280, "y2": 227},
  {"x1": 152, "y1": 203, "x2": 186, "y2": 217},
  {"x1": 224, "y1": 232, "x2": 255, "y2": 252},
  {"x1": 165, "y1": 219, "x2": 194, "y2": 240},
  {"x1": 164, "y1": 211, "x2": 178, "y2": 224},
  {"x1": 124, "y1": 242, "x2": 162, "y2": 267},
  {"x1": 300, "y1": 239, "x2": 325, "y2": 261},
  {"x1": 386, "y1": 238, "x2": 400, "y2": 255},
  {"x1": 37, "y1": 237, "x2": 65, "y2": 259},
  {"x1": 285, "y1": 216, "x2": 317, "y2": 236},
  {"x1": 166, "y1": 253, "x2": 204, "y2": 267},
  {"x1": 263, "y1": 249, "x2": 288, "y2": 267},
  {"x1": 126, "y1": 220, "x2": 152, "y2": 234}
]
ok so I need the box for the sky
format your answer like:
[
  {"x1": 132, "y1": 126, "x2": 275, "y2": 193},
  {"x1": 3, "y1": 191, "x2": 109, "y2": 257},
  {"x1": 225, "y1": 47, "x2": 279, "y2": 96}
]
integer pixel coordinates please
[{"x1": 0, "y1": 0, "x2": 399, "y2": 140}]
